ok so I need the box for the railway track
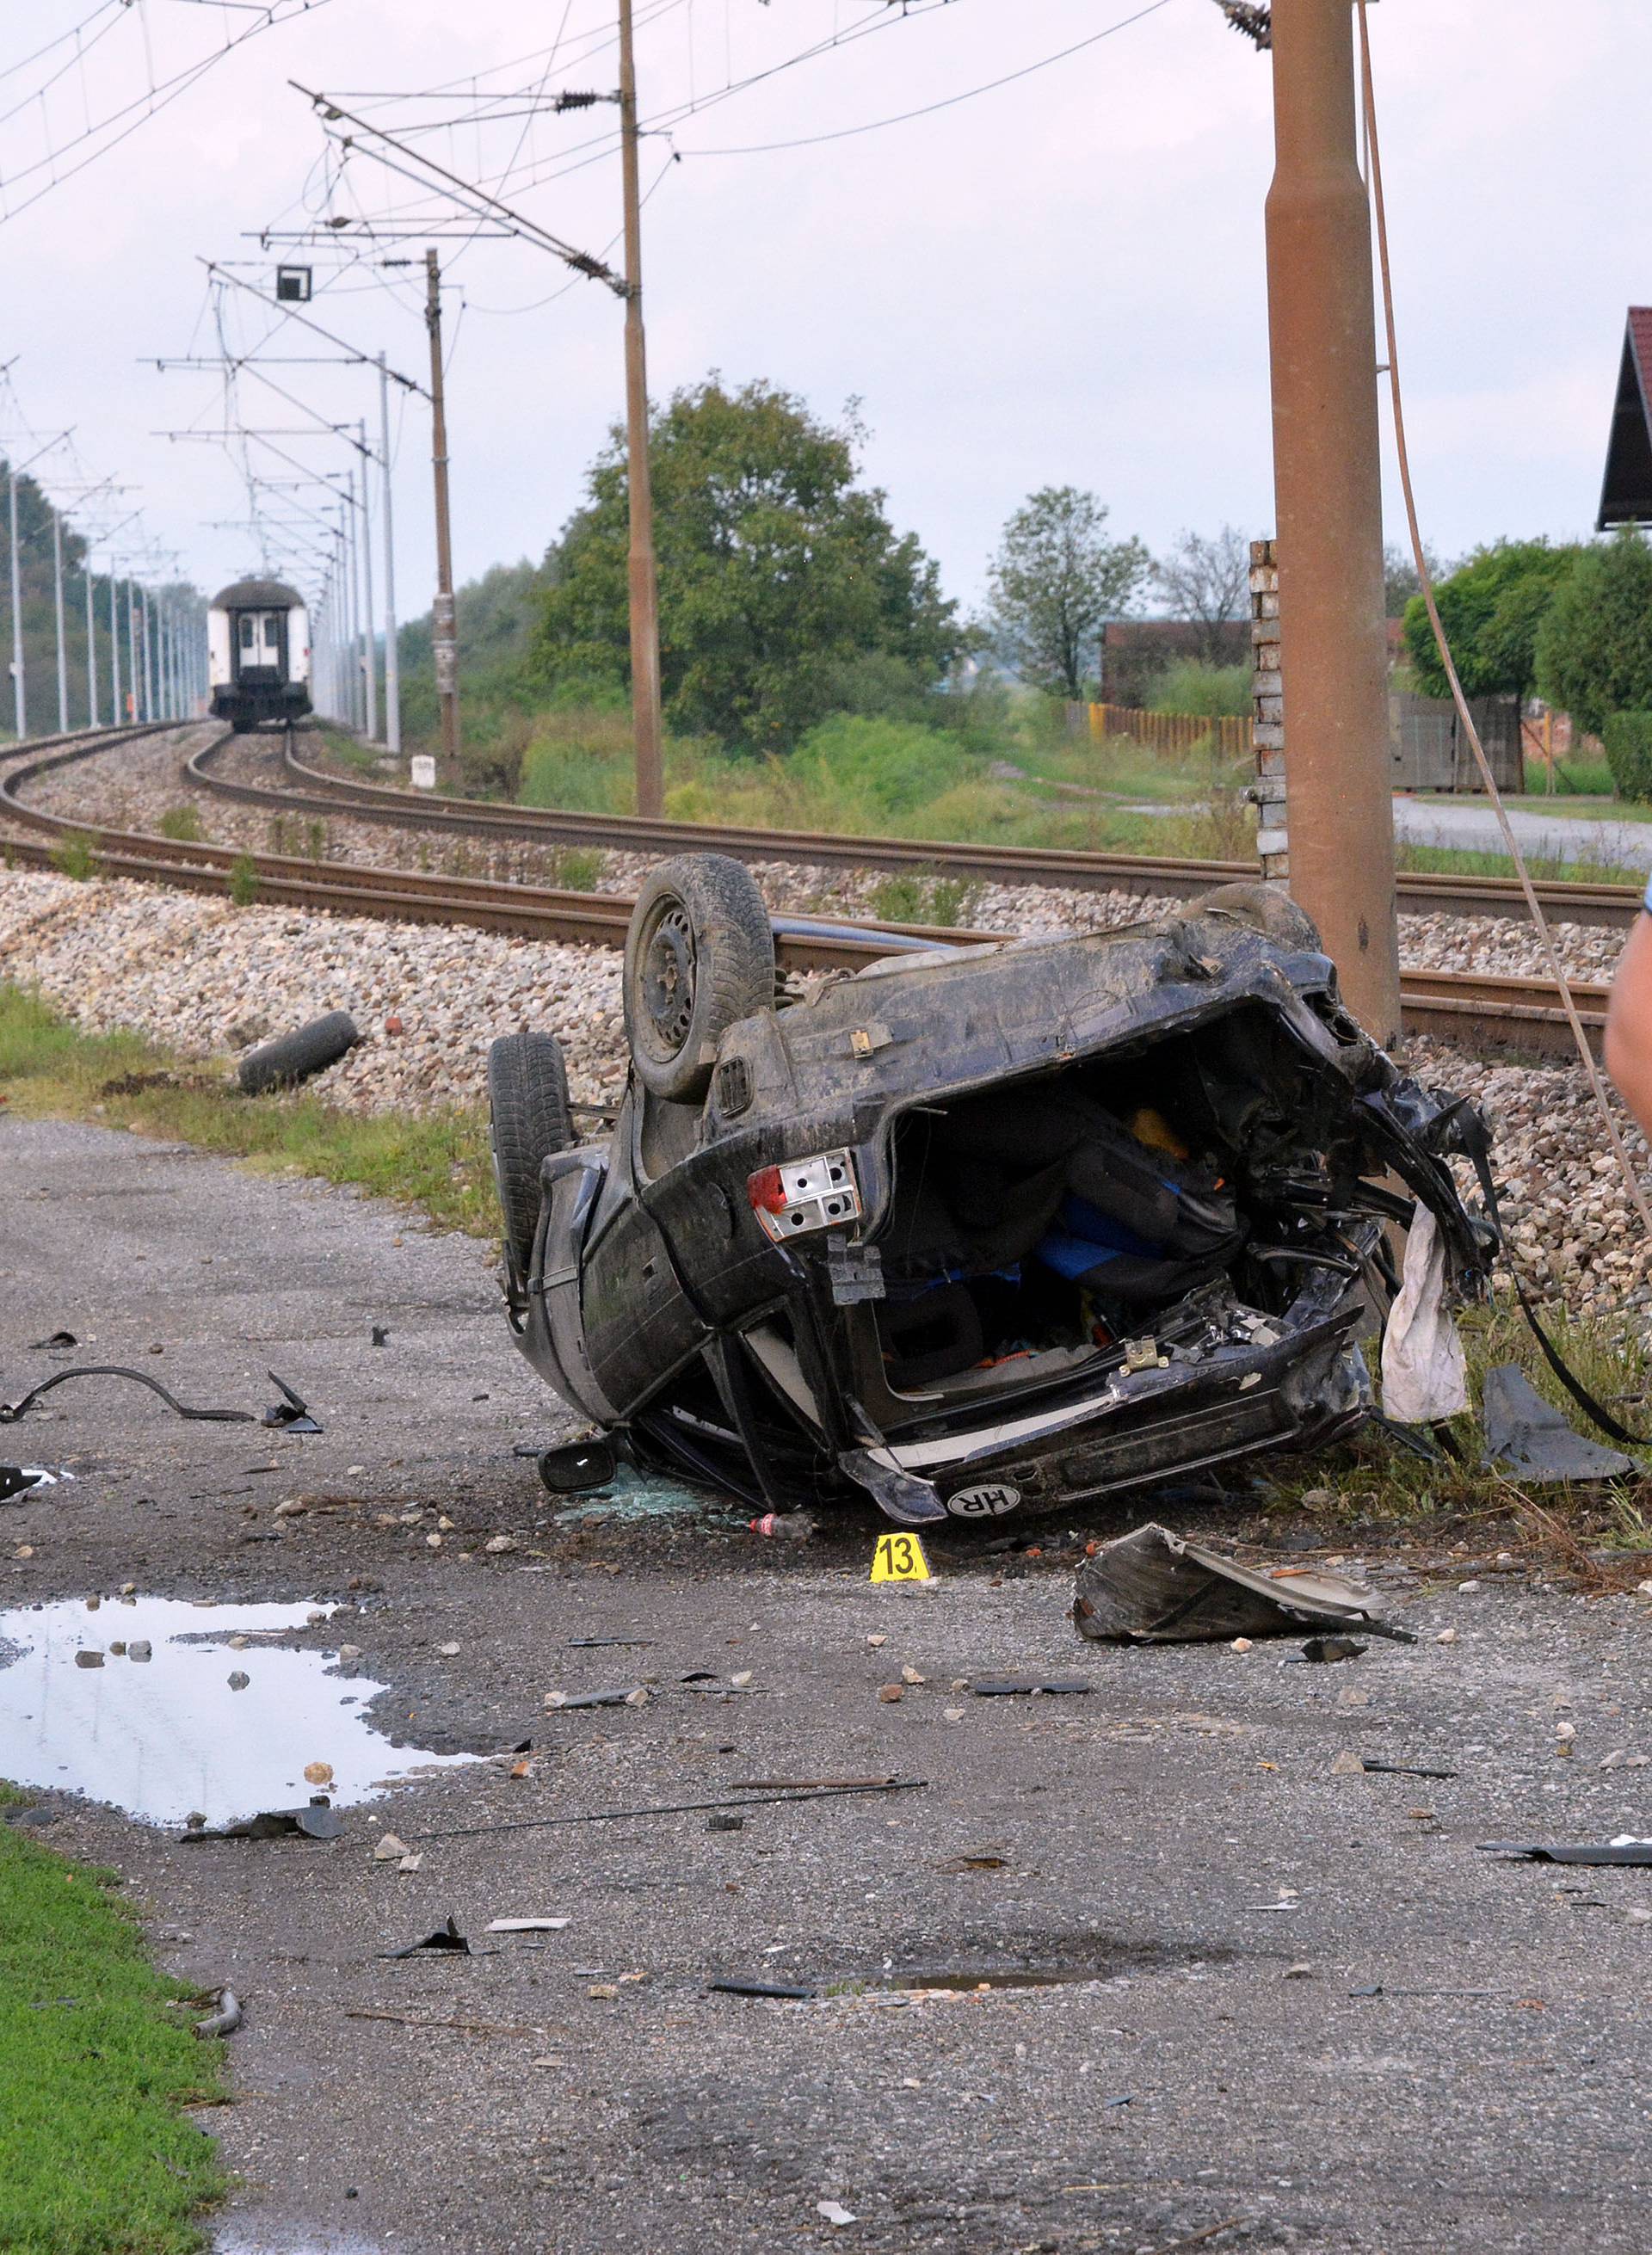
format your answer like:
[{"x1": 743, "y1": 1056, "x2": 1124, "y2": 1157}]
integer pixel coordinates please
[
  {"x1": 192, "y1": 724, "x2": 1646, "y2": 933},
  {"x1": 0, "y1": 722, "x2": 1614, "y2": 1060}
]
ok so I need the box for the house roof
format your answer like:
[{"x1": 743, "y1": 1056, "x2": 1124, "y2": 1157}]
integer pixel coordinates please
[{"x1": 1597, "y1": 310, "x2": 1652, "y2": 529}]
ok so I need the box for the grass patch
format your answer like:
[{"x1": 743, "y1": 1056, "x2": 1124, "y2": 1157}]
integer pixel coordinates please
[
  {"x1": 0, "y1": 986, "x2": 498, "y2": 1239},
  {"x1": 48, "y1": 834, "x2": 99, "y2": 883},
  {"x1": 1395, "y1": 838, "x2": 1643, "y2": 888},
  {"x1": 156, "y1": 806, "x2": 205, "y2": 844},
  {"x1": 0, "y1": 1787, "x2": 226, "y2": 2252}
]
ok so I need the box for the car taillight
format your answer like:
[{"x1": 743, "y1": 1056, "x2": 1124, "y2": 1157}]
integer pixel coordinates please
[
  {"x1": 747, "y1": 1165, "x2": 788, "y2": 1213},
  {"x1": 747, "y1": 1150, "x2": 863, "y2": 1242}
]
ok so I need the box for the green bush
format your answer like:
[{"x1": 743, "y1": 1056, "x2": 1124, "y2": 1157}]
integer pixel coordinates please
[
  {"x1": 157, "y1": 804, "x2": 205, "y2": 842},
  {"x1": 228, "y1": 853, "x2": 259, "y2": 906},
  {"x1": 1536, "y1": 531, "x2": 1652, "y2": 737},
  {"x1": 1147, "y1": 659, "x2": 1250, "y2": 718},
  {"x1": 786, "y1": 713, "x2": 976, "y2": 819},
  {"x1": 1603, "y1": 712, "x2": 1652, "y2": 804},
  {"x1": 49, "y1": 833, "x2": 98, "y2": 881}
]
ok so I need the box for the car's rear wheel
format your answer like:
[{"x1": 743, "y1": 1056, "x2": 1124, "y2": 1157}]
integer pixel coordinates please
[
  {"x1": 488, "y1": 1031, "x2": 573, "y2": 1293},
  {"x1": 1197, "y1": 880, "x2": 1322, "y2": 952},
  {"x1": 623, "y1": 853, "x2": 775, "y2": 1101}
]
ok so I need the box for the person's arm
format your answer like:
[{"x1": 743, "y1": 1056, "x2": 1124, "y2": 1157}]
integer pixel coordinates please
[{"x1": 1605, "y1": 881, "x2": 1652, "y2": 1139}]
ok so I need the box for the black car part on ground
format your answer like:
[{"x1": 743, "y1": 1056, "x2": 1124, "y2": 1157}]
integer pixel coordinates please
[
  {"x1": 496, "y1": 869, "x2": 1498, "y2": 1525},
  {"x1": 0, "y1": 1365, "x2": 256, "y2": 1426}
]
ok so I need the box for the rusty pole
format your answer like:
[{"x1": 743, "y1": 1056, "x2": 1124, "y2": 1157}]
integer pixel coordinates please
[
  {"x1": 1264, "y1": 0, "x2": 1400, "y2": 1044},
  {"x1": 424, "y1": 249, "x2": 460, "y2": 776},
  {"x1": 618, "y1": 0, "x2": 665, "y2": 819}
]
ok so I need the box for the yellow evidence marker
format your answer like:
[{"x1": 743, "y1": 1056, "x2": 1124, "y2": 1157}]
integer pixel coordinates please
[{"x1": 870, "y1": 1531, "x2": 932, "y2": 1583}]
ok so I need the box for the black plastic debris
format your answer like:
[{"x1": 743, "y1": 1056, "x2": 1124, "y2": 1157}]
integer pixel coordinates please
[
  {"x1": 0, "y1": 1466, "x2": 64, "y2": 1503},
  {"x1": 29, "y1": 1330, "x2": 77, "y2": 1351},
  {"x1": 971, "y1": 1677, "x2": 1094, "y2": 1697},
  {"x1": 1478, "y1": 1838, "x2": 1652, "y2": 1866},
  {"x1": 262, "y1": 1371, "x2": 323, "y2": 1433},
  {"x1": 370, "y1": 1326, "x2": 390, "y2": 1347},
  {"x1": 708, "y1": 1976, "x2": 815, "y2": 1999},
  {"x1": 382, "y1": 1915, "x2": 472, "y2": 1958},
  {"x1": 568, "y1": 1637, "x2": 653, "y2": 1649},
  {"x1": 1285, "y1": 1636, "x2": 1367, "y2": 1665},
  {"x1": 1073, "y1": 1521, "x2": 1409, "y2": 1644},
  {"x1": 536, "y1": 1439, "x2": 618, "y2": 1496},
  {"x1": 3, "y1": 1806, "x2": 59, "y2": 1827},
  {"x1": 1481, "y1": 1364, "x2": 1635, "y2": 1483},
  {"x1": 1362, "y1": 1759, "x2": 1457, "y2": 1780},
  {"x1": 0, "y1": 1366, "x2": 254, "y2": 1426},
  {"x1": 177, "y1": 1797, "x2": 343, "y2": 1845},
  {"x1": 238, "y1": 1010, "x2": 361, "y2": 1096}
]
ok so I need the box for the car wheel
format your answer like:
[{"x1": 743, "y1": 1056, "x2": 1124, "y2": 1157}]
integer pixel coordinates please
[
  {"x1": 1196, "y1": 880, "x2": 1322, "y2": 952},
  {"x1": 623, "y1": 853, "x2": 775, "y2": 1101},
  {"x1": 487, "y1": 1031, "x2": 573, "y2": 1292}
]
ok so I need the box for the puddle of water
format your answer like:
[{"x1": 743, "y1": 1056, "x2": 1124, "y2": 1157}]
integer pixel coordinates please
[{"x1": 0, "y1": 1595, "x2": 475, "y2": 1827}]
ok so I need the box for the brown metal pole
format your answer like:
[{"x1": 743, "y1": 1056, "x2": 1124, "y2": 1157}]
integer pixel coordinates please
[
  {"x1": 1264, "y1": 0, "x2": 1400, "y2": 1043},
  {"x1": 424, "y1": 248, "x2": 460, "y2": 777},
  {"x1": 617, "y1": 0, "x2": 665, "y2": 819}
]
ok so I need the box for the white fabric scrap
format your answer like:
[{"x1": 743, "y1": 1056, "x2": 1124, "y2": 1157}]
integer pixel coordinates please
[{"x1": 1381, "y1": 1205, "x2": 1469, "y2": 1424}]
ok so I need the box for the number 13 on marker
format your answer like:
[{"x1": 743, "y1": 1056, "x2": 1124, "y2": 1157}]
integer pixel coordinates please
[{"x1": 870, "y1": 1532, "x2": 932, "y2": 1582}]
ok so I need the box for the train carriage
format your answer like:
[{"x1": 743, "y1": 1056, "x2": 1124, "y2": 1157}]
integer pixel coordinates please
[{"x1": 208, "y1": 578, "x2": 311, "y2": 731}]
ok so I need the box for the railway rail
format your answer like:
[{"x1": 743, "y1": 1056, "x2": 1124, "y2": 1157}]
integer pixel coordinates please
[
  {"x1": 193, "y1": 723, "x2": 1646, "y2": 933},
  {"x1": 0, "y1": 722, "x2": 1615, "y2": 1060}
]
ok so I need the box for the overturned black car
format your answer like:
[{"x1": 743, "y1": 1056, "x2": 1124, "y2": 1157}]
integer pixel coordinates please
[{"x1": 489, "y1": 856, "x2": 1497, "y2": 1526}]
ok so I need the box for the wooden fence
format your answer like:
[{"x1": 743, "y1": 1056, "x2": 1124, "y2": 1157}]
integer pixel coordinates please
[{"x1": 1075, "y1": 703, "x2": 1250, "y2": 759}]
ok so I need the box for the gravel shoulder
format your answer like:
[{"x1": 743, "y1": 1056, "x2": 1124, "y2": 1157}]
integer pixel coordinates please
[{"x1": 4, "y1": 1120, "x2": 1652, "y2": 2255}]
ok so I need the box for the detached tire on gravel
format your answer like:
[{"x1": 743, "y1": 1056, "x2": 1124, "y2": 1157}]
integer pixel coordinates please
[
  {"x1": 623, "y1": 853, "x2": 776, "y2": 1102},
  {"x1": 237, "y1": 1010, "x2": 361, "y2": 1095},
  {"x1": 488, "y1": 1031, "x2": 573, "y2": 1293},
  {"x1": 1196, "y1": 881, "x2": 1322, "y2": 953}
]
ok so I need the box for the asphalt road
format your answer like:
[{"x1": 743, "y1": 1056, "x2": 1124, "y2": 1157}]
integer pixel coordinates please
[
  {"x1": 1391, "y1": 794, "x2": 1652, "y2": 871},
  {"x1": 3, "y1": 1118, "x2": 1651, "y2": 2255}
]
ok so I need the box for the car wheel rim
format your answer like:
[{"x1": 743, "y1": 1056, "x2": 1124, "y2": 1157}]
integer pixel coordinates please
[{"x1": 641, "y1": 903, "x2": 697, "y2": 1057}]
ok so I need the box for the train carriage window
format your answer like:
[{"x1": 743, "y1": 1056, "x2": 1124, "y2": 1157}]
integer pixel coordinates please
[{"x1": 238, "y1": 615, "x2": 255, "y2": 652}]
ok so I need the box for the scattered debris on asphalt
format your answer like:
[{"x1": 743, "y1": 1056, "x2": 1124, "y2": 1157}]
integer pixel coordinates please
[
  {"x1": 485, "y1": 1918, "x2": 570, "y2": 1933},
  {"x1": 0, "y1": 1465, "x2": 69, "y2": 1502},
  {"x1": 1360, "y1": 1759, "x2": 1458, "y2": 1780},
  {"x1": 708, "y1": 1976, "x2": 816, "y2": 2000},
  {"x1": 544, "y1": 1686, "x2": 649, "y2": 1710},
  {"x1": 971, "y1": 1676, "x2": 1094, "y2": 1697},
  {"x1": 817, "y1": 2201, "x2": 857, "y2": 2227},
  {"x1": 1073, "y1": 1521, "x2": 1409, "y2": 1644},
  {"x1": 534, "y1": 1439, "x2": 619, "y2": 1495},
  {"x1": 382, "y1": 1916, "x2": 472, "y2": 1958},
  {"x1": 1481, "y1": 1364, "x2": 1636, "y2": 1482},
  {"x1": 262, "y1": 1371, "x2": 323, "y2": 1432},
  {"x1": 1478, "y1": 1837, "x2": 1652, "y2": 1866},
  {"x1": 1286, "y1": 1636, "x2": 1368, "y2": 1664},
  {"x1": 179, "y1": 1797, "x2": 344, "y2": 1844},
  {"x1": 0, "y1": 1365, "x2": 254, "y2": 1426},
  {"x1": 28, "y1": 1330, "x2": 77, "y2": 1350},
  {"x1": 193, "y1": 1986, "x2": 243, "y2": 2038},
  {"x1": 406, "y1": 1778, "x2": 928, "y2": 1844}
]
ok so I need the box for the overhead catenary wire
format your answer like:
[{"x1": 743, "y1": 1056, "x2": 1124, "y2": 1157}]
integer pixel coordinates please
[{"x1": 1353, "y1": 0, "x2": 1652, "y2": 1244}]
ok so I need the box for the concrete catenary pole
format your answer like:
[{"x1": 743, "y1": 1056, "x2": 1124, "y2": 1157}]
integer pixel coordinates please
[
  {"x1": 8, "y1": 467, "x2": 25, "y2": 740},
  {"x1": 126, "y1": 582, "x2": 139, "y2": 722},
  {"x1": 357, "y1": 423, "x2": 379, "y2": 743},
  {"x1": 423, "y1": 250, "x2": 459, "y2": 773},
  {"x1": 378, "y1": 354, "x2": 401, "y2": 759},
  {"x1": 108, "y1": 573, "x2": 121, "y2": 726},
  {"x1": 84, "y1": 559, "x2": 98, "y2": 726},
  {"x1": 1264, "y1": 0, "x2": 1399, "y2": 1044},
  {"x1": 51, "y1": 508, "x2": 68, "y2": 732},
  {"x1": 617, "y1": 0, "x2": 665, "y2": 818}
]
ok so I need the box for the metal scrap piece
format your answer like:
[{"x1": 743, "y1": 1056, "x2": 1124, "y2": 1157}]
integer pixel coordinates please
[
  {"x1": 0, "y1": 1366, "x2": 255, "y2": 1426},
  {"x1": 1481, "y1": 1365, "x2": 1634, "y2": 1483},
  {"x1": 1073, "y1": 1521, "x2": 1408, "y2": 1644}
]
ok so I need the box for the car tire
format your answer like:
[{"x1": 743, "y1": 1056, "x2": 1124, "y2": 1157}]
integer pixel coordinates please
[
  {"x1": 623, "y1": 853, "x2": 775, "y2": 1101},
  {"x1": 237, "y1": 1009, "x2": 361, "y2": 1094},
  {"x1": 1196, "y1": 880, "x2": 1322, "y2": 952},
  {"x1": 488, "y1": 1031, "x2": 573, "y2": 1291}
]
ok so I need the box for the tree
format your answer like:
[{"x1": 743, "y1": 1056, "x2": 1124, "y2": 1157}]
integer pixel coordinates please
[
  {"x1": 985, "y1": 487, "x2": 1151, "y2": 699},
  {"x1": 533, "y1": 378, "x2": 958, "y2": 755},
  {"x1": 1402, "y1": 539, "x2": 1581, "y2": 705},
  {"x1": 1152, "y1": 525, "x2": 1251, "y2": 662},
  {"x1": 1535, "y1": 530, "x2": 1652, "y2": 739},
  {"x1": 1382, "y1": 539, "x2": 1451, "y2": 619}
]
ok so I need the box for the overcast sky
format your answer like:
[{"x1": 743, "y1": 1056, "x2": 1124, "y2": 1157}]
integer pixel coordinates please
[{"x1": 3, "y1": 0, "x2": 1646, "y2": 625}]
